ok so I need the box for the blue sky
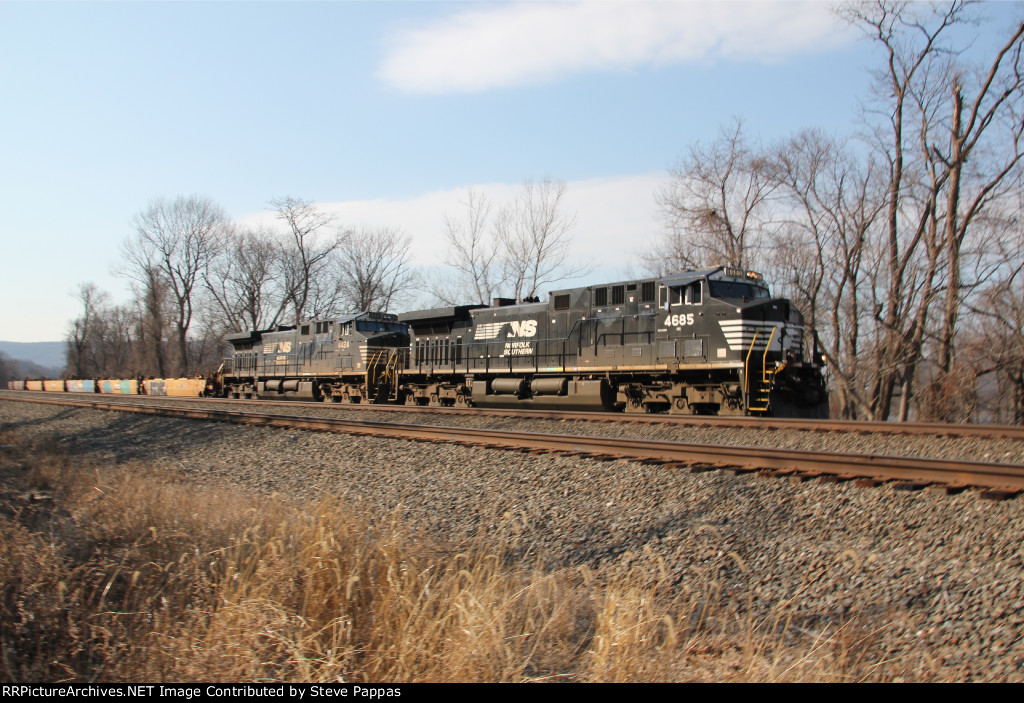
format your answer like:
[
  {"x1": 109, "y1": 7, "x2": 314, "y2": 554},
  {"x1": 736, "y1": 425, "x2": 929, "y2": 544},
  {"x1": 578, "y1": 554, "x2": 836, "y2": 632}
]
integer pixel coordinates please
[{"x1": 0, "y1": 1, "x2": 1017, "y2": 342}]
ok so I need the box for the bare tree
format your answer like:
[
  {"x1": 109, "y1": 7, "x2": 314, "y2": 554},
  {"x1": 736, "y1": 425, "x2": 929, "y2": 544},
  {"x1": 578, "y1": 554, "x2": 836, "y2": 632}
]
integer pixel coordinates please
[
  {"x1": 768, "y1": 129, "x2": 886, "y2": 419},
  {"x1": 187, "y1": 292, "x2": 236, "y2": 373},
  {"x1": 496, "y1": 178, "x2": 588, "y2": 301},
  {"x1": 929, "y1": 20, "x2": 1024, "y2": 378},
  {"x1": 109, "y1": 304, "x2": 141, "y2": 376},
  {"x1": 205, "y1": 225, "x2": 287, "y2": 332},
  {"x1": 271, "y1": 197, "x2": 347, "y2": 324},
  {"x1": 64, "y1": 282, "x2": 147, "y2": 379},
  {"x1": 136, "y1": 268, "x2": 171, "y2": 377},
  {"x1": 438, "y1": 189, "x2": 505, "y2": 304},
  {"x1": 65, "y1": 282, "x2": 107, "y2": 378},
  {"x1": 973, "y1": 273, "x2": 1024, "y2": 424},
  {"x1": 120, "y1": 195, "x2": 227, "y2": 375},
  {"x1": 335, "y1": 227, "x2": 417, "y2": 312},
  {"x1": 843, "y1": 0, "x2": 1024, "y2": 420},
  {"x1": 652, "y1": 119, "x2": 777, "y2": 273}
]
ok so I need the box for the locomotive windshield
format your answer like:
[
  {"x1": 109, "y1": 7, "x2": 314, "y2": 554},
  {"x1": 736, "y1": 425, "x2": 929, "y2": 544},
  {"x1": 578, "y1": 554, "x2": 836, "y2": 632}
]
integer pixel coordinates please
[
  {"x1": 356, "y1": 320, "x2": 406, "y2": 334},
  {"x1": 708, "y1": 281, "x2": 770, "y2": 300}
]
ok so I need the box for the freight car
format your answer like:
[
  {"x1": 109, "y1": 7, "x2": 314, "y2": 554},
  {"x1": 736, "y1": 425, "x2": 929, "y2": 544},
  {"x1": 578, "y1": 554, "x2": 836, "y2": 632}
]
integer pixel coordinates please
[
  {"x1": 212, "y1": 268, "x2": 829, "y2": 417},
  {"x1": 6, "y1": 377, "x2": 206, "y2": 396}
]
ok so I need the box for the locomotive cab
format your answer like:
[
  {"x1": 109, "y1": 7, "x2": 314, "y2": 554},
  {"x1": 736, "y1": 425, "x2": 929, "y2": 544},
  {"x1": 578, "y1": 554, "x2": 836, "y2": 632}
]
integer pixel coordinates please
[
  {"x1": 318, "y1": 312, "x2": 410, "y2": 403},
  {"x1": 657, "y1": 267, "x2": 826, "y2": 416}
]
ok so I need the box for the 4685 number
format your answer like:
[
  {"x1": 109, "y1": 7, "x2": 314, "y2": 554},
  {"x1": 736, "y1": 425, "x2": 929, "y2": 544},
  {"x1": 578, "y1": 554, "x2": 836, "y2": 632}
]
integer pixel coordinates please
[{"x1": 664, "y1": 313, "x2": 695, "y2": 327}]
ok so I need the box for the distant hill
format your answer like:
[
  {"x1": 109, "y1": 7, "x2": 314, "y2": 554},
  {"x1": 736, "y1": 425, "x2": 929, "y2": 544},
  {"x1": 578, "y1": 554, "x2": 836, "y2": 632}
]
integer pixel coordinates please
[{"x1": 0, "y1": 341, "x2": 65, "y2": 372}]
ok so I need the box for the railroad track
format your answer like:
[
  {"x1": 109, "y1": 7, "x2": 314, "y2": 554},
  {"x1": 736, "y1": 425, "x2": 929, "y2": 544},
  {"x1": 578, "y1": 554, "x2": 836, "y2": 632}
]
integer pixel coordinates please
[
  {"x1": 4, "y1": 393, "x2": 1023, "y2": 498},
  {"x1": 4, "y1": 389, "x2": 1024, "y2": 440}
]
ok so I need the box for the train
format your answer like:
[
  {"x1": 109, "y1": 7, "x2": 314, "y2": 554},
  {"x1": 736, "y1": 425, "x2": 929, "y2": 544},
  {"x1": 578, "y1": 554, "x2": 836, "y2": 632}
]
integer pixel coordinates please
[
  {"x1": 211, "y1": 267, "x2": 829, "y2": 417},
  {"x1": 6, "y1": 268, "x2": 830, "y2": 418}
]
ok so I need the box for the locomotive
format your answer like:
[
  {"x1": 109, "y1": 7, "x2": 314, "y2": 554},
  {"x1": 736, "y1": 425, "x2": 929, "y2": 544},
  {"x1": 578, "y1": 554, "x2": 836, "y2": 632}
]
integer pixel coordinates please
[{"x1": 209, "y1": 267, "x2": 829, "y2": 417}]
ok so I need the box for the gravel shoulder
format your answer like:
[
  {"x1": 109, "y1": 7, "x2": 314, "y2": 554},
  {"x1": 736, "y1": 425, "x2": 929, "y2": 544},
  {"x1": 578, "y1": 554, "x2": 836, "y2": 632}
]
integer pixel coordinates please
[{"x1": 2, "y1": 398, "x2": 1023, "y2": 681}]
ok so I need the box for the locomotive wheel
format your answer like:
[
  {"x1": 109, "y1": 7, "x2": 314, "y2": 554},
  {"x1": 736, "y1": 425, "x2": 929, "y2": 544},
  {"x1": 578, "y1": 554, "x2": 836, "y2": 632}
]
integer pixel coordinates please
[
  {"x1": 454, "y1": 393, "x2": 468, "y2": 407},
  {"x1": 429, "y1": 394, "x2": 441, "y2": 407}
]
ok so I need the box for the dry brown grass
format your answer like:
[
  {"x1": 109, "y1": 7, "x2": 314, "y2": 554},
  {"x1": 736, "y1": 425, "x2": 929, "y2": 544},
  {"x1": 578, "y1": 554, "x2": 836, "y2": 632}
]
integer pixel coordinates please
[{"x1": 0, "y1": 431, "x2": 930, "y2": 682}]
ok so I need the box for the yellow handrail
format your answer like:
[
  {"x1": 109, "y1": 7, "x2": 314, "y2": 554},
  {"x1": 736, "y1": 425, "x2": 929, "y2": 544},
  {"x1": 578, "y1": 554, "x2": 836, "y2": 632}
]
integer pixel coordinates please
[
  {"x1": 744, "y1": 327, "x2": 778, "y2": 412},
  {"x1": 744, "y1": 330, "x2": 760, "y2": 400},
  {"x1": 367, "y1": 349, "x2": 383, "y2": 381},
  {"x1": 761, "y1": 326, "x2": 778, "y2": 383}
]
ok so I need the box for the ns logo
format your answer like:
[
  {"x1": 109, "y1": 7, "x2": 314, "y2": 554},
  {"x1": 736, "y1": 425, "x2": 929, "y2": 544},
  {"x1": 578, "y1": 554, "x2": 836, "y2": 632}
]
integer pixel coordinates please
[
  {"x1": 474, "y1": 319, "x2": 538, "y2": 340},
  {"x1": 508, "y1": 320, "x2": 538, "y2": 337}
]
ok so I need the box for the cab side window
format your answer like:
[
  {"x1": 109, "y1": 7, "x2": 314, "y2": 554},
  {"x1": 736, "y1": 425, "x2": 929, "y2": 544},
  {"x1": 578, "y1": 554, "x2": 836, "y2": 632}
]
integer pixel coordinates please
[{"x1": 659, "y1": 285, "x2": 684, "y2": 307}]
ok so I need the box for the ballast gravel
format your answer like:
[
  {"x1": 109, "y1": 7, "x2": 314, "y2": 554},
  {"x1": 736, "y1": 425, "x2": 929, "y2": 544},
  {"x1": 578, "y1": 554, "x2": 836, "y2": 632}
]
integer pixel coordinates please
[
  {"x1": 2, "y1": 398, "x2": 1023, "y2": 681},
  {"x1": 28, "y1": 392, "x2": 1024, "y2": 464}
]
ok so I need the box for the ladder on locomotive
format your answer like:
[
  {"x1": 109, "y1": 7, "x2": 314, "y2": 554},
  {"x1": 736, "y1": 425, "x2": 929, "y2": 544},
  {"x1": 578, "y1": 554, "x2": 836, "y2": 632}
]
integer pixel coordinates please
[
  {"x1": 744, "y1": 327, "x2": 778, "y2": 413},
  {"x1": 366, "y1": 348, "x2": 401, "y2": 403}
]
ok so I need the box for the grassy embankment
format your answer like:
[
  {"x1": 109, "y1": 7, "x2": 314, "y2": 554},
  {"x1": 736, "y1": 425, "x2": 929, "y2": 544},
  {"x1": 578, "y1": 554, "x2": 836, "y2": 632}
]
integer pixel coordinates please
[{"x1": 0, "y1": 431, "x2": 926, "y2": 682}]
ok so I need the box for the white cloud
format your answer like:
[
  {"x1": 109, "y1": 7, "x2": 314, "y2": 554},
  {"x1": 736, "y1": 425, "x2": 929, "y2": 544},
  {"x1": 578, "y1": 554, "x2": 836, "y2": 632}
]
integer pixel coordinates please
[
  {"x1": 237, "y1": 174, "x2": 667, "y2": 299},
  {"x1": 377, "y1": 1, "x2": 853, "y2": 94}
]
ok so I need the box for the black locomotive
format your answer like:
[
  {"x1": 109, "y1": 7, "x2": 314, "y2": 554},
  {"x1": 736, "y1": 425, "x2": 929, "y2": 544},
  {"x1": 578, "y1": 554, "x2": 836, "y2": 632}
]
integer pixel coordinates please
[
  {"x1": 215, "y1": 312, "x2": 408, "y2": 403},
  {"x1": 210, "y1": 267, "x2": 829, "y2": 417}
]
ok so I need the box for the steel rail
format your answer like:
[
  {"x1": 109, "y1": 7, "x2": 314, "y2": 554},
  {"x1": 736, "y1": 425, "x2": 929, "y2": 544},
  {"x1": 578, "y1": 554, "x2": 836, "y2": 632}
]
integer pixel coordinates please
[
  {"x1": 4, "y1": 389, "x2": 1024, "y2": 441},
  {"x1": 6, "y1": 394, "x2": 1024, "y2": 492}
]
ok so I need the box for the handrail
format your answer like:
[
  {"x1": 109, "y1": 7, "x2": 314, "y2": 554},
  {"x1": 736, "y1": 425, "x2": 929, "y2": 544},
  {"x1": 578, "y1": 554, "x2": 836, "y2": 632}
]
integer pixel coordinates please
[
  {"x1": 744, "y1": 329, "x2": 760, "y2": 401},
  {"x1": 761, "y1": 326, "x2": 778, "y2": 383}
]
